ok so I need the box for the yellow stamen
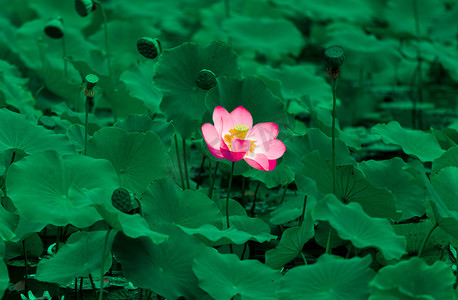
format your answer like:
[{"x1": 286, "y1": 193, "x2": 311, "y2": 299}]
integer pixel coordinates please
[{"x1": 233, "y1": 124, "x2": 249, "y2": 140}]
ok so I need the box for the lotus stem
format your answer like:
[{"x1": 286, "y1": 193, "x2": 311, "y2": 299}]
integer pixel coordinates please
[
  {"x1": 98, "y1": 228, "x2": 111, "y2": 300},
  {"x1": 417, "y1": 223, "x2": 438, "y2": 257},
  {"x1": 183, "y1": 138, "x2": 190, "y2": 189},
  {"x1": 226, "y1": 161, "x2": 235, "y2": 254},
  {"x1": 174, "y1": 134, "x2": 185, "y2": 188}
]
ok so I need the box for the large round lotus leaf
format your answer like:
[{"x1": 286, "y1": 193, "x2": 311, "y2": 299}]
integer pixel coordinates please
[
  {"x1": 0, "y1": 108, "x2": 74, "y2": 155},
  {"x1": 369, "y1": 257, "x2": 455, "y2": 299},
  {"x1": 6, "y1": 151, "x2": 118, "y2": 227},
  {"x1": 273, "y1": 0, "x2": 375, "y2": 23},
  {"x1": 431, "y1": 167, "x2": 458, "y2": 212},
  {"x1": 86, "y1": 127, "x2": 172, "y2": 195},
  {"x1": 205, "y1": 76, "x2": 288, "y2": 139},
  {"x1": 112, "y1": 226, "x2": 209, "y2": 299},
  {"x1": 276, "y1": 254, "x2": 375, "y2": 300},
  {"x1": 243, "y1": 160, "x2": 294, "y2": 189},
  {"x1": 358, "y1": 157, "x2": 425, "y2": 220},
  {"x1": 0, "y1": 240, "x2": 7, "y2": 299},
  {"x1": 120, "y1": 61, "x2": 162, "y2": 115},
  {"x1": 423, "y1": 171, "x2": 458, "y2": 240},
  {"x1": 141, "y1": 177, "x2": 222, "y2": 229},
  {"x1": 302, "y1": 151, "x2": 397, "y2": 219},
  {"x1": 36, "y1": 230, "x2": 115, "y2": 284},
  {"x1": 270, "y1": 193, "x2": 308, "y2": 225},
  {"x1": 89, "y1": 19, "x2": 161, "y2": 72},
  {"x1": 155, "y1": 41, "x2": 241, "y2": 138},
  {"x1": 265, "y1": 221, "x2": 314, "y2": 270},
  {"x1": 432, "y1": 146, "x2": 458, "y2": 174},
  {"x1": 179, "y1": 215, "x2": 276, "y2": 246},
  {"x1": 372, "y1": 121, "x2": 445, "y2": 162},
  {"x1": 382, "y1": 0, "x2": 445, "y2": 37},
  {"x1": 259, "y1": 64, "x2": 331, "y2": 108},
  {"x1": 0, "y1": 204, "x2": 17, "y2": 241},
  {"x1": 222, "y1": 16, "x2": 304, "y2": 60},
  {"x1": 114, "y1": 115, "x2": 174, "y2": 150},
  {"x1": 284, "y1": 128, "x2": 355, "y2": 175},
  {"x1": 92, "y1": 196, "x2": 168, "y2": 245},
  {"x1": 193, "y1": 247, "x2": 281, "y2": 300},
  {"x1": 312, "y1": 195, "x2": 406, "y2": 261},
  {"x1": 0, "y1": 60, "x2": 38, "y2": 118}
]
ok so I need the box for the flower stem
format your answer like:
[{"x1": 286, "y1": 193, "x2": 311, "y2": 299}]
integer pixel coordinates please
[
  {"x1": 417, "y1": 223, "x2": 438, "y2": 257},
  {"x1": 299, "y1": 195, "x2": 307, "y2": 227},
  {"x1": 84, "y1": 94, "x2": 90, "y2": 155},
  {"x1": 98, "y1": 228, "x2": 111, "y2": 300},
  {"x1": 226, "y1": 161, "x2": 235, "y2": 254},
  {"x1": 249, "y1": 181, "x2": 261, "y2": 217},
  {"x1": 208, "y1": 161, "x2": 219, "y2": 199},
  {"x1": 182, "y1": 138, "x2": 190, "y2": 189},
  {"x1": 174, "y1": 134, "x2": 185, "y2": 189},
  {"x1": 96, "y1": 2, "x2": 112, "y2": 79},
  {"x1": 326, "y1": 77, "x2": 338, "y2": 255},
  {"x1": 279, "y1": 183, "x2": 288, "y2": 205},
  {"x1": 61, "y1": 36, "x2": 68, "y2": 79}
]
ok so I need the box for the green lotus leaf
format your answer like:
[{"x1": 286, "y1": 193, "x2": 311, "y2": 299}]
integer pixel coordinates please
[
  {"x1": 89, "y1": 19, "x2": 161, "y2": 72},
  {"x1": 114, "y1": 114, "x2": 174, "y2": 150},
  {"x1": 10, "y1": 217, "x2": 46, "y2": 243},
  {"x1": 36, "y1": 230, "x2": 115, "y2": 284},
  {"x1": 0, "y1": 204, "x2": 17, "y2": 241},
  {"x1": 432, "y1": 146, "x2": 458, "y2": 174},
  {"x1": 284, "y1": 128, "x2": 355, "y2": 175},
  {"x1": 302, "y1": 151, "x2": 397, "y2": 219},
  {"x1": 155, "y1": 41, "x2": 241, "y2": 138},
  {"x1": 179, "y1": 215, "x2": 276, "y2": 246},
  {"x1": 142, "y1": 177, "x2": 222, "y2": 229},
  {"x1": 431, "y1": 167, "x2": 458, "y2": 212},
  {"x1": 66, "y1": 124, "x2": 85, "y2": 153},
  {"x1": 0, "y1": 108, "x2": 75, "y2": 155},
  {"x1": 6, "y1": 151, "x2": 117, "y2": 227},
  {"x1": 432, "y1": 128, "x2": 458, "y2": 151},
  {"x1": 369, "y1": 257, "x2": 455, "y2": 299},
  {"x1": 273, "y1": 0, "x2": 375, "y2": 23},
  {"x1": 270, "y1": 193, "x2": 308, "y2": 225},
  {"x1": 205, "y1": 76, "x2": 288, "y2": 139},
  {"x1": 358, "y1": 157, "x2": 425, "y2": 220},
  {"x1": 383, "y1": 1, "x2": 445, "y2": 37},
  {"x1": 87, "y1": 127, "x2": 172, "y2": 195},
  {"x1": 372, "y1": 121, "x2": 445, "y2": 162},
  {"x1": 265, "y1": 220, "x2": 314, "y2": 269},
  {"x1": 92, "y1": 197, "x2": 168, "y2": 245},
  {"x1": 277, "y1": 254, "x2": 375, "y2": 300},
  {"x1": 423, "y1": 170, "x2": 458, "y2": 240},
  {"x1": 193, "y1": 247, "x2": 281, "y2": 300},
  {"x1": 120, "y1": 61, "x2": 162, "y2": 114},
  {"x1": 0, "y1": 240, "x2": 7, "y2": 299},
  {"x1": 223, "y1": 16, "x2": 304, "y2": 60},
  {"x1": 312, "y1": 194, "x2": 406, "y2": 261},
  {"x1": 0, "y1": 60, "x2": 38, "y2": 117},
  {"x1": 112, "y1": 226, "x2": 208, "y2": 299},
  {"x1": 243, "y1": 160, "x2": 294, "y2": 189}
]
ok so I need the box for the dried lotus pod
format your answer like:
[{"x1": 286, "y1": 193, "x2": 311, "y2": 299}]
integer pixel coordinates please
[
  {"x1": 75, "y1": 0, "x2": 96, "y2": 17},
  {"x1": 111, "y1": 187, "x2": 133, "y2": 213},
  {"x1": 195, "y1": 69, "x2": 217, "y2": 90},
  {"x1": 324, "y1": 45, "x2": 345, "y2": 69},
  {"x1": 137, "y1": 37, "x2": 162, "y2": 59},
  {"x1": 44, "y1": 17, "x2": 64, "y2": 39}
]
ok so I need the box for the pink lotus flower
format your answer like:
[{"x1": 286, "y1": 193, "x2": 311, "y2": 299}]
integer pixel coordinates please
[{"x1": 202, "y1": 106, "x2": 286, "y2": 171}]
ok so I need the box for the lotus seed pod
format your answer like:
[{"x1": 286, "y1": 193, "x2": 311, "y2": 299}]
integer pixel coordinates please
[
  {"x1": 85, "y1": 74, "x2": 99, "y2": 89},
  {"x1": 111, "y1": 188, "x2": 133, "y2": 213},
  {"x1": 75, "y1": 0, "x2": 96, "y2": 17},
  {"x1": 137, "y1": 37, "x2": 162, "y2": 59},
  {"x1": 44, "y1": 18, "x2": 64, "y2": 39},
  {"x1": 38, "y1": 116, "x2": 56, "y2": 130},
  {"x1": 324, "y1": 45, "x2": 345, "y2": 69},
  {"x1": 195, "y1": 69, "x2": 217, "y2": 90}
]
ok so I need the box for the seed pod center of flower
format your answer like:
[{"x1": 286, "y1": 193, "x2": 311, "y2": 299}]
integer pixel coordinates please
[{"x1": 233, "y1": 124, "x2": 249, "y2": 139}]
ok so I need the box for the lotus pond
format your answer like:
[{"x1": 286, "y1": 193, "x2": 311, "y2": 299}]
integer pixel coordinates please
[{"x1": 1, "y1": 0, "x2": 458, "y2": 299}]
